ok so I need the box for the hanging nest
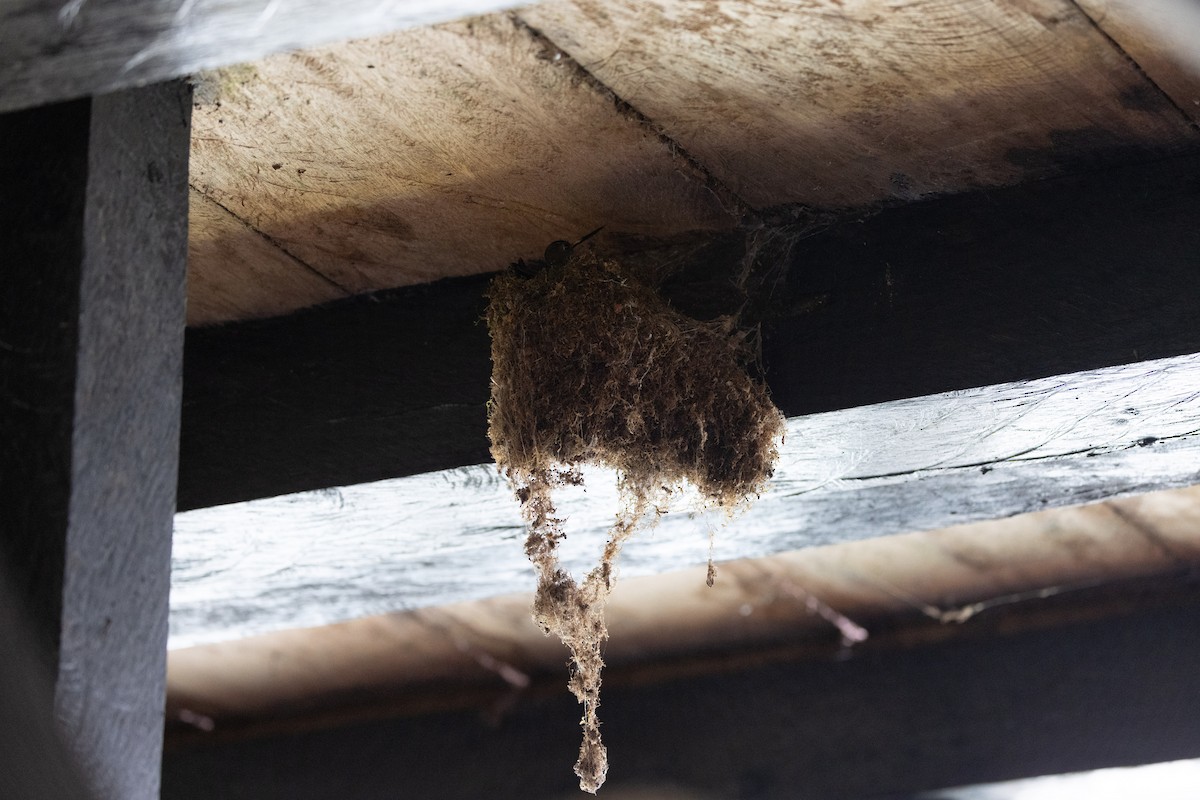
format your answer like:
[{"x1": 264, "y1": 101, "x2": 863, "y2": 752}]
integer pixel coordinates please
[{"x1": 486, "y1": 249, "x2": 784, "y2": 793}]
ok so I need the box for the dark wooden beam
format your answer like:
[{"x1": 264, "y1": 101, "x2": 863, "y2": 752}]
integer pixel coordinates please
[
  {"x1": 160, "y1": 589, "x2": 1200, "y2": 800},
  {"x1": 180, "y1": 274, "x2": 494, "y2": 510},
  {"x1": 178, "y1": 152, "x2": 1200, "y2": 511},
  {"x1": 0, "y1": 0, "x2": 523, "y2": 114},
  {"x1": 0, "y1": 83, "x2": 191, "y2": 800},
  {"x1": 760, "y1": 151, "x2": 1200, "y2": 416}
]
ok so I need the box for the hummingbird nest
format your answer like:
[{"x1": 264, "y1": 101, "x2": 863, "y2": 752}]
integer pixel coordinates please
[{"x1": 486, "y1": 245, "x2": 784, "y2": 793}]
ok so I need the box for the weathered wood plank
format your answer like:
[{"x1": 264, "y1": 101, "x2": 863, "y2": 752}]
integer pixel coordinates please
[
  {"x1": 170, "y1": 352, "x2": 1200, "y2": 646},
  {"x1": 1074, "y1": 0, "x2": 1200, "y2": 123},
  {"x1": 177, "y1": 151, "x2": 1200, "y2": 512},
  {"x1": 0, "y1": 83, "x2": 191, "y2": 800},
  {"x1": 187, "y1": 189, "x2": 349, "y2": 326},
  {"x1": 0, "y1": 0, "x2": 525, "y2": 113},
  {"x1": 186, "y1": 13, "x2": 736, "y2": 323},
  {"x1": 161, "y1": 596, "x2": 1200, "y2": 799},
  {"x1": 165, "y1": 485, "x2": 1200, "y2": 732},
  {"x1": 180, "y1": 0, "x2": 1200, "y2": 323},
  {"x1": 520, "y1": 0, "x2": 1200, "y2": 208}
]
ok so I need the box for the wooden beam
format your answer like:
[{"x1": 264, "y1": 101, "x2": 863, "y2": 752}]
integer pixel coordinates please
[
  {"x1": 178, "y1": 151, "x2": 1200, "y2": 511},
  {"x1": 0, "y1": 0, "x2": 525, "y2": 114},
  {"x1": 0, "y1": 83, "x2": 191, "y2": 800},
  {"x1": 160, "y1": 591, "x2": 1200, "y2": 799},
  {"x1": 171, "y1": 352, "x2": 1200, "y2": 645}
]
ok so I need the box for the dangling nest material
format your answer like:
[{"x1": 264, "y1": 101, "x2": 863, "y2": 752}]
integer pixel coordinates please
[{"x1": 486, "y1": 253, "x2": 784, "y2": 793}]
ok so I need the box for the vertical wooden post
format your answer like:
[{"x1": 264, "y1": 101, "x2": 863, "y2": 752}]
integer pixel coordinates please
[{"x1": 0, "y1": 81, "x2": 191, "y2": 800}]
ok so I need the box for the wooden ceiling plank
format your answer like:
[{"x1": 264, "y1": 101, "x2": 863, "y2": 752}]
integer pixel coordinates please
[
  {"x1": 1073, "y1": 0, "x2": 1200, "y2": 123},
  {"x1": 187, "y1": 189, "x2": 350, "y2": 326},
  {"x1": 519, "y1": 0, "x2": 1200, "y2": 209},
  {"x1": 0, "y1": 0, "x2": 527, "y2": 114},
  {"x1": 187, "y1": 13, "x2": 736, "y2": 321}
]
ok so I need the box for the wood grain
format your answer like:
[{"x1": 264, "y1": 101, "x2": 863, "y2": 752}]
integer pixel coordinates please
[
  {"x1": 0, "y1": 0, "x2": 525, "y2": 113},
  {"x1": 1074, "y1": 0, "x2": 1200, "y2": 123},
  {"x1": 62, "y1": 82, "x2": 191, "y2": 800},
  {"x1": 187, "y1": 189, "x2": 348, "y2": 326},
  {"x1": 187, "y1": 14, "x2": 735, "y2": 322},
  {"x1": 170, "y1": 352, "x2": 1200, "y2": 647},
  {"x1": 520, "y1": 0, "x2": 1200, "y2": 208},
  {"x1": 0, "y1": 83, "x2": 191, "y2": 800}
]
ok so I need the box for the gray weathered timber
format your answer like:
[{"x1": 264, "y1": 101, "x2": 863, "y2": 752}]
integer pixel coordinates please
[
  {"x1": 58, "y1": 82, "x2": 192, "y2": 800},
  {"x1": 170, "y1": 353, "x2": 1200, "y2": 648},
  {"x1": 0, "y1": 83, "x2": 191, "y2": 800},
  {"x1": 0, "y1": 0, "x2": 524, "y2": 113},
  {"x1": 160, "y1": 597, "x2": 1200, "y2": 800}
]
